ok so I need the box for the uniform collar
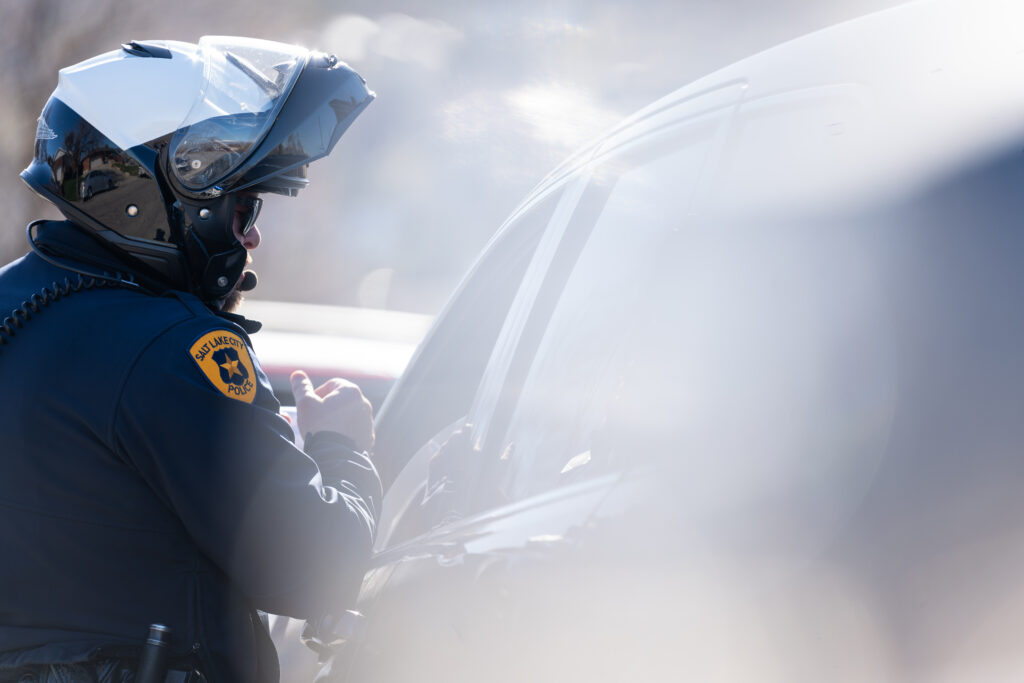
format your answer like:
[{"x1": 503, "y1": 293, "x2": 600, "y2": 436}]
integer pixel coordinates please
[
  {"x1": 215, "y1": 309, "x2": 263, "y2": 334},
  {"x1": 32, "y1": 219, "x2": 263, "y2": 334},
  {"x1": 31, "y1": 220, "x2": 148, "y2": 282}
]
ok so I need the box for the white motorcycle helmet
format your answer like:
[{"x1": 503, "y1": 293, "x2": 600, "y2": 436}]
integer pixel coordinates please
[{"x1": 21, "y1": 36, "x2": 374, "y2": 301}]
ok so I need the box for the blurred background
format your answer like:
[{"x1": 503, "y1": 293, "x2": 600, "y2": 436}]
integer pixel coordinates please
[{"x1": 0, "y1": 0, "x2": 904, "y2": 315}]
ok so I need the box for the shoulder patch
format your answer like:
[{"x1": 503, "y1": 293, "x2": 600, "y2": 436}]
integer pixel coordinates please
[{"x1": 188, "y1": 330, "x2": 257, "y2": 404}]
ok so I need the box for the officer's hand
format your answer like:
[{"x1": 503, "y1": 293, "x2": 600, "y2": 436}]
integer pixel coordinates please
[{"x1": 290, "y1": 370, "x2": 375, "y2": 453}]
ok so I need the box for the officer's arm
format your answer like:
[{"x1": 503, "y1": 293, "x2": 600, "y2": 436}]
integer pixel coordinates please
[{"x1": 111, "y1": 320, "x2": 383, "y2": 618}]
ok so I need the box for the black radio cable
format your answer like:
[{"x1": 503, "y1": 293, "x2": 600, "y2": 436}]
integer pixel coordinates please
[{"x1": 0, "y1": 221, "x2": 145, "y2": 354}]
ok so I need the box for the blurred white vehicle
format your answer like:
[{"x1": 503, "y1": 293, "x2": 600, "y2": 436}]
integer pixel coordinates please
[
  {"x1": 246, "y1": 301, "x2": 431, "y2": 680},
  {"x1": 286, "y1": 1, "x2": 1024, "y2": 681}
]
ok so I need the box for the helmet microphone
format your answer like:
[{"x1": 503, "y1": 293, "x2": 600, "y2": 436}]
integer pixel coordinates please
[{"x1": 238, "y1": 270, "x2": 258, "y2": 292}]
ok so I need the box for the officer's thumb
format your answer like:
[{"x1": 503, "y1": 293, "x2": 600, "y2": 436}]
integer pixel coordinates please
[{"x1": 290, "y1": 370, "x2": 318, "y2": 404}]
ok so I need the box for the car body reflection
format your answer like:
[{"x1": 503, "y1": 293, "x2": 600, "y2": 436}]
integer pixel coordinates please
[{"x1": 79, "y1": 169, "x2": 120, "y2": 200}]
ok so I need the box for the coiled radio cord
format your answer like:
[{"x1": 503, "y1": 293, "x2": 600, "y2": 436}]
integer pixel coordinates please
[
  {"x1": 0, "y1": 221, "x2": 145, "y2": 354},
  {"x1": 0, "y1": 274, "x2": 113, "y2": 353}
]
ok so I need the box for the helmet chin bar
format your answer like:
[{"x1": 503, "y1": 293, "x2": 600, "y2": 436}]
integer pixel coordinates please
[
  {"x1": 160, "y1": 146, "x2": 250, "y2": 302},
  {"x1": 184, "y1": 228, "x2": 248, "y2": 300},
  {"x1": 175, "y1": 193, "x2": 237, "y2": 244}
]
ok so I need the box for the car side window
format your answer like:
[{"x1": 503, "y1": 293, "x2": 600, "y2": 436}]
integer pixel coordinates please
[
  {"x1": 372, "y1": 188, "x2": 565, "y2": 490},
  {"x1": 492, "y1": 140, "x2": 715, "y2": 501},
  {"x1": 374, "y1": 188, "x2": 572, "y2": 545},
  {"x1": 493, "y1": 90, "x2": 896, "y2": 505}
]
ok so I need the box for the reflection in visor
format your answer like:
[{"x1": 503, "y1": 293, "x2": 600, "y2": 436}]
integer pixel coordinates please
[
  {"x1": 172, "y1": 114, "x2": 265, "y2": 189},
  {"x1": 225, "y1": 51, "x2": 288, "y2": 97},
  {"x1": 169, "y1": 37, "x2": 308, "y2": 192}
]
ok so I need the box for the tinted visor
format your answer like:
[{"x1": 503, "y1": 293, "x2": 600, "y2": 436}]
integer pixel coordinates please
[
  {"x1": 168, "y1": 37, "x2": 375, "y2": 198},
  {"x1": 225, "y1": 58, "x2": 375, "y2": 194},
  {"x1": 169, "y1": 37, "x2": 308, "y2": 192}
]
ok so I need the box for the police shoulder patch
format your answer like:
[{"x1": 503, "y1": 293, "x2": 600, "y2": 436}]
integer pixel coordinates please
[{"x1": 188, "y1": 329, "x2": 257, "y2": 404}]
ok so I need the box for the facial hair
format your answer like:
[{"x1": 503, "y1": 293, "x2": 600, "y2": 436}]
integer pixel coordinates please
[
  {"x1": 219, "y1": 287, "x2": 245, "y2": 313},
  {"x1": 217, "y1": 254, "x2": 256, "y2": 313}
]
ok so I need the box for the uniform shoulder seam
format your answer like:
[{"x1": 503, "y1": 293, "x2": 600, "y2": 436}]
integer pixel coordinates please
[{"x1": 105, "y1": 309, "x2": 219, "y2": 452}]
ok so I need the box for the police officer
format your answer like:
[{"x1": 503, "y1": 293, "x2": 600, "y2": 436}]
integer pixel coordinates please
[{"x1": 0, "y1": 37, "x2": 380, "y2": 682}]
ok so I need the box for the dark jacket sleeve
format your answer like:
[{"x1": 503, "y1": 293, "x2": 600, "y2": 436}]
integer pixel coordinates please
[{"x1": 111, "y1": 317, "x2": 383, "y2": 618}]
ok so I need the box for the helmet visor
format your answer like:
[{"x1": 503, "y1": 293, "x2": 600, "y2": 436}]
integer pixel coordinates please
[{"x1": 169, "y1": 36, "x2": 308, "y2": 192}]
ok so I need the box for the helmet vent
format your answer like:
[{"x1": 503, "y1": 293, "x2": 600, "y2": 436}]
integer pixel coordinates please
[{"x1": 121, "y1": 41, "x2": 173, "y2": 59}]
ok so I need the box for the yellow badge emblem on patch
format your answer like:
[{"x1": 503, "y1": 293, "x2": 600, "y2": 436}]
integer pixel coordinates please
[{"x1": 189, "y1": 330, "x2": 257, "y2": 403}]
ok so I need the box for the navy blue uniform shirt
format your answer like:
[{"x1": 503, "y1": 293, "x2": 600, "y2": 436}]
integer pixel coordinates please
[{"x1": 0, "y1": 222, "x2": 383, "y2": 682}]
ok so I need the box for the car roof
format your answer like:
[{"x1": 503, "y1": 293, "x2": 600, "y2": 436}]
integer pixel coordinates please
[{"x1": 500, "y1": 0, "x2": 1024, "y2": 228}]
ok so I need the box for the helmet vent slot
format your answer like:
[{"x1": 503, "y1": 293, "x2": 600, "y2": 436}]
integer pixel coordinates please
[{"x1": 121, "y1": 41, "x2": 173, "y2": 59}]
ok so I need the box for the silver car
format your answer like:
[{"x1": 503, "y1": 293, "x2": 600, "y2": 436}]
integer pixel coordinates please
[{"x1": 292, "y1": 1, "x2": 1024, "y2": 680}]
